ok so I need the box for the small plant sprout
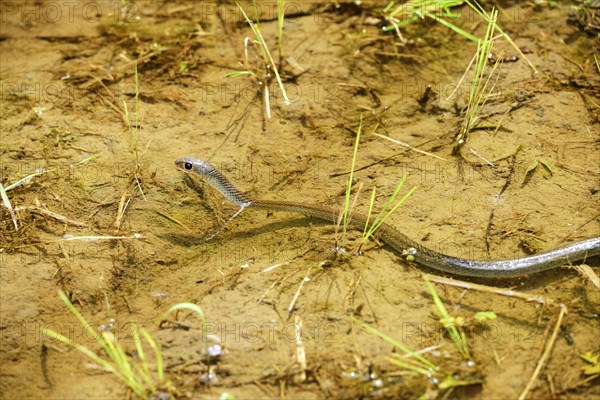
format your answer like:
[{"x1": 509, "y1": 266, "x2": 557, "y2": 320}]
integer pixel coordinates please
[
  {"x1": 360, "y1": 176, "x2": 416, "y2": 253},
  {"x1": 352, "y1": 315, "x2": 438, "y2": 376},
  {"x1": 227, "y1": 2, "x2": 290, "y2": 120},
  {"x1": 424, "y1": 277, "x2": 471, "y2": 359},
  {"x1": 118, "y1": 62, "x2": 147, "y2": 229}
]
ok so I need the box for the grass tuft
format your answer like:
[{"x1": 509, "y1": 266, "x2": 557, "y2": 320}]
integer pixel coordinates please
[
  {"x1": 360, "y1": 177, "x2": 416, "y2": 252},
  {"x1": 227, "y1": 1, "x2": 290, "y2": 120},
  {"x1": 43, "y1": 290, "x2": 171, "y2": 398},
  {"x1": 456, "y1": 7, "x2": 500, "y2": 144}
]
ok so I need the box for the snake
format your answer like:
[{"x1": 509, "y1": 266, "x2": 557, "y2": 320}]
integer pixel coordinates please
[{"x1": 175, "y1": 156, "x2": 600, "y2": 278}]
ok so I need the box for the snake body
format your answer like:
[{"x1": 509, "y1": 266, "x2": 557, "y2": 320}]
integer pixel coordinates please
[{"x1": 175, "y1": 156, "x2": 600, "y2": 278}]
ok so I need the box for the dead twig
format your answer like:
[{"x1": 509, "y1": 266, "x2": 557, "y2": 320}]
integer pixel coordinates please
[
  {"x1": 14, "y1": 205, "x2": 87, "y2": 227},
  {"x1": 287, "y1": 267, "x2": 312, "y2": 316},
  {"x1": 424, "y1": 274, "x2": 552, "y2": 305},
  {"x1": 373, "y1": 132, "x2": 446, "y2": 161},
  {"x1": 518, "y1": 304, "x2": 568, "y2": 400}
]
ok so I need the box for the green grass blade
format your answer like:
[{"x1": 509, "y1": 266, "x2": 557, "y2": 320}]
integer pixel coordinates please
[
  {"x1": 158, "y1": 302, "x2": 208, "y2": 359},
  {"x1": 134, "y1": 61, "x2": 140, "y2": 162},
  {"x1": 343, "y1": 115, "x2": 363, "y2": 240},
  {"x1": 464, "y1": 0, "x2": 537, "y2": 72},
  {"x1": 226, "y1": 71, "x2": 257, "y2": 78},
  {"x1": 277, "y1": 0, "x2": 285, "y2": 64},
  {"x1": 141, "y1": 328, "x2": 164, "y2": 383},
  {"x1": 362, "y1": 187, "x2": 377, "y2": 241},
  {"x1": 56, "y1": 291, "x2": 110, "y2": 353},
  {"x1": 130, "y1": 324, "x2": 153, "y2": 388},
  {"x1": 44, "y1": 328, "x2": 123, "y2": 379},
  {"x1": 424, "y1": 278, "x2": 470, "y2": 359},
  {"x1": 425, "y1": 13, "x2": 478, "y2": 42},
  {"x1": 352, "y1": 316, "x2": 437, "y2": 371},
  {"x1": 45, "y1": 290, "x2": 166, "y2": 397},
  {"x1": 159, "y1": 302, "x2": 206, "y2": 322},
  {"x1": 363, "y1": 177, "x2": 415, "y2": 242},
  {"x1": 389, "y1": 356, "x2": 434, "y2": 376}
]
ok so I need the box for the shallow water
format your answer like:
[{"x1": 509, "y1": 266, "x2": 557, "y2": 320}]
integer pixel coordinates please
[{"x1": 1, "y1": 1, "x2": 599, "y2": 398}]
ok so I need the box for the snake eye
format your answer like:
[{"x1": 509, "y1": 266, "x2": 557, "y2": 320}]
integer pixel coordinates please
[{"x1": 184, "y1": 162, "x2": 193, "y2": 170}]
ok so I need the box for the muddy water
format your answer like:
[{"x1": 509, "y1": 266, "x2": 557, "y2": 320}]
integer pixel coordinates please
[{"x1": 1, "y1": 1, "x2": 599, "y2": 399}]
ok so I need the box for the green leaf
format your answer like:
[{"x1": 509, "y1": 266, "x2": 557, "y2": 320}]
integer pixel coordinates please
[
  {"x1": 580, "y1": 351, "x2": 599, "y2": 365},
  {"x1": 474, "y1": 311, "x2": 497, "y2": 322},
  {"x1": 582, "y1": 363, "x2": 600, "y2": 375},
  {"x1": 539, "y1": 159, "x2": 554, "y2": 175},
  {"x1": 525, "y1": 159, "x2": 538, "y2": 175},
  {"x1": 580, "y1": 351, "x2": 600, "y2": 375},
  {"x1": 438, "y1": 374, "x2": 481, "y2": 389},
  {"x1": 226, "y1": 71, "x2": 257, "y2": 78}
]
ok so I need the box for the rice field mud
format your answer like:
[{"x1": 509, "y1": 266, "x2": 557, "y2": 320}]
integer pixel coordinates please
[{"x1": 1, "y1": 1, "x2": 599, "y2": 399}]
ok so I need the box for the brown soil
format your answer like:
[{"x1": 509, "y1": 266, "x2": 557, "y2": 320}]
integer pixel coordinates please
[{"x1": 1, "y1": 1, "x2": 599, "y2": 399}]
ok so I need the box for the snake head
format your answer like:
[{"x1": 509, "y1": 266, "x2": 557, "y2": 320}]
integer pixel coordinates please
[
  {"x1": 175, "y1": 157, "x2": 214, "y2": 174},
  {"x1": 175, "y1": 156, "x2": 253, "y2": 207}
]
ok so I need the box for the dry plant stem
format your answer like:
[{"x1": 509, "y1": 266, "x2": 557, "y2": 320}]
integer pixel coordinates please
[
  {"x1": 5, "y1": 154, "x2": 99, "y2": 194},
  {"x1": 13, "y1": 234, "x2": 143, "y2": 250},
  {"x1": 518, "y1": 304, "x2": 568, "y2": 400},
  {"x1": 547, "y1": 374, "x2": 556, "y2": 397},
  {"x1": 573, "y1": 265, "x2": 600, "y2": 289},
  {"x1": 259, "y1": 262, "x2": 288, "y2": 274},
  {"x1": 14, "y1": 206, "x2": 87, "y2": 227},
  {"x1": 423, "y1": 274, "x2": 552, "y2": 305},
  {"x1": 446, "y1": 52, "x2": 477, "y2": 101},
  {"x1": 113, "y1": 191, "x2": 128, "y2": 229},
  {"x1": 294, "y1": 315, "x2": 307, "y2": 382},
  {"x1": 257, "y1": 273, "x2": 287, "y2": 304},
  {"x1": 155, "y1": 211, "x2": 191, "y2": 232},
  {"x1": 372, "y1": 133, "x2": 446, "y2": 161},
  {"x1": 468, "y1": 148, "x2": 496, "y2": 167},
  {"x1": 95, "y1": 88, "x2": 129, "y2": 127},
  {"x1": 60, "y1": 234, "x2": 143, "y2": 241},
  {"x1": 0, "y1": 180, "x2": 18, "y2": 230},
  {"x1": 288, "y1": 267, "x2": 311, "y2": 314}
]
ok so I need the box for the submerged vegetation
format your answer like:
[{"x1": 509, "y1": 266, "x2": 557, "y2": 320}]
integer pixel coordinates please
[{"x1": 43, "y1": 291, "x2": 173, "y2": 399}]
